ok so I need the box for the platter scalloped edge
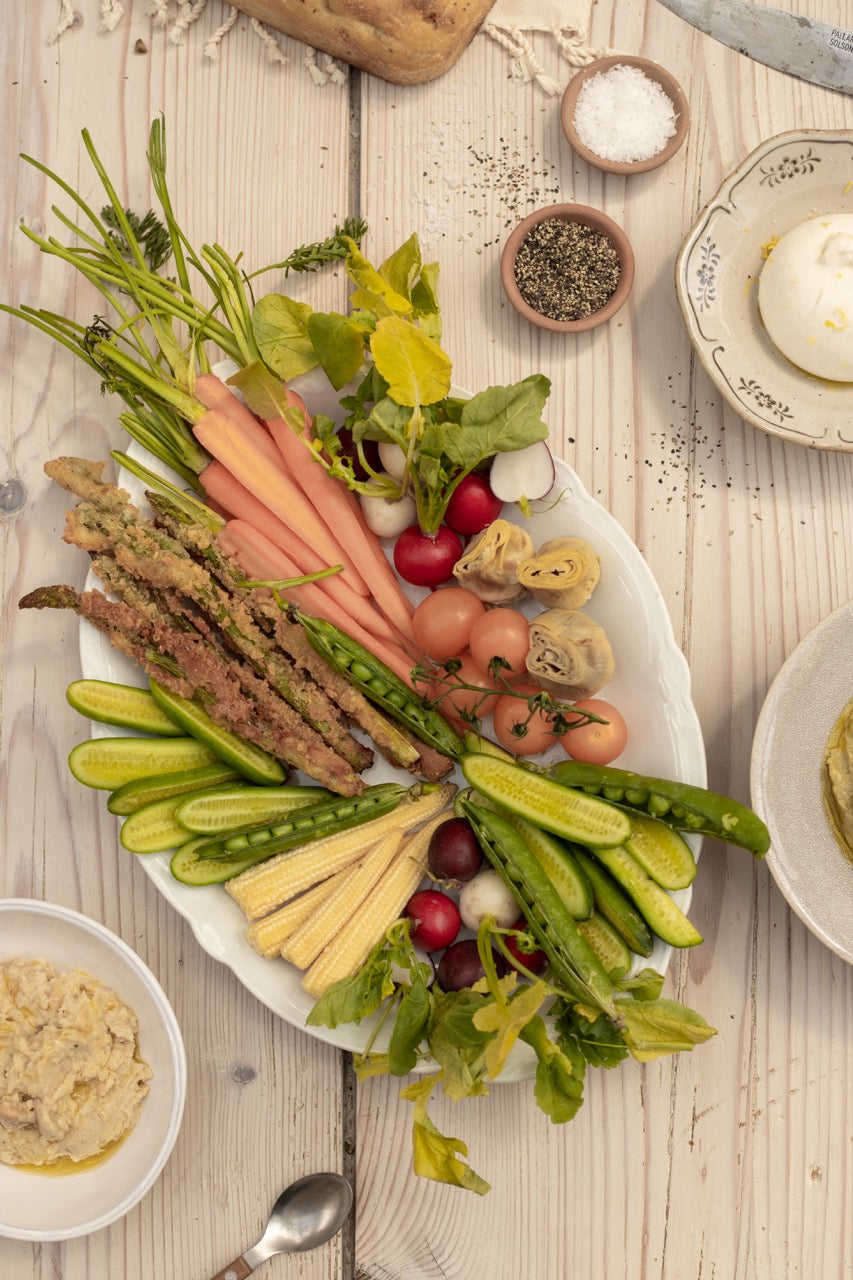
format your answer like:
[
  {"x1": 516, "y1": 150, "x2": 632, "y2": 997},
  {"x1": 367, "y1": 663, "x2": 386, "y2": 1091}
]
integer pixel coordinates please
[{"x1": 79, "y1": 451, "x2": 707, "y2": 1081}]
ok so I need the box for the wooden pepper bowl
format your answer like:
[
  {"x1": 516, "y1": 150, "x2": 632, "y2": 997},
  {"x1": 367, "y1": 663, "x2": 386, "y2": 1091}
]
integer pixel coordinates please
[
  {"x1": 560, "y1": 55, "x2": 689, "y2": 176},
  {"x1": 500, "y1": 203, "x2": 635, "y2": 334}
]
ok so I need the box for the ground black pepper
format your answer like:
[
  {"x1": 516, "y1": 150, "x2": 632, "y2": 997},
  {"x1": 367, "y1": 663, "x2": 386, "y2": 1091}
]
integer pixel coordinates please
[{"x1": 513, "y1": 217, "x2": 622, "y2": 321}]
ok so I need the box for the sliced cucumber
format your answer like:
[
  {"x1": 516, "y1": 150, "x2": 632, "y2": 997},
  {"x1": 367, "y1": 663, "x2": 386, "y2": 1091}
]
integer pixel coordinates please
[
  {"x1": 148, "y1": 680, "x2": 286, "y2": 786},
  {"x1": 577, "y1": 912, "x2": 633, "y2": 980},
  {"x1": 460, "y1": 752, "x2": 631, "y2": 849},
  {"x1": 175, "y1": 784, "x2": 332, "y2": 834},
  {"x1": 170, "y1": 836, "x2": 259, "y2": 886},
  {"x1": 120, "y1": 796, "x2": 193, "y2": 854},
  {"x1": 66, "y1": 679, "x2": 184, "y2": 735},
  {"x1": 69, "y1": 737, "x2": 220, "y2": 790},
  {"x1": 625, "y1": 812, "x2": 697, "y2": 890},
  {"x1": 572, "y1": 847, "x2": 654, "y2": 957},
  {"x1": 107, "y1": 763, "x2": 243, "y2": 816},
  {"x1": 505, "y1": 814, "x2": 593, "y2": 919},
  {"x1": 592, "y1": 845, "x2": 703, "y2": 949}
]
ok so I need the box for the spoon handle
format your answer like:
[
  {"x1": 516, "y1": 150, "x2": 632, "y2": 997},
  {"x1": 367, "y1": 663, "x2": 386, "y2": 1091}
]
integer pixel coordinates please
[{"x1": 207, "y1": 1257, "x2": 253, "y2": 1280}]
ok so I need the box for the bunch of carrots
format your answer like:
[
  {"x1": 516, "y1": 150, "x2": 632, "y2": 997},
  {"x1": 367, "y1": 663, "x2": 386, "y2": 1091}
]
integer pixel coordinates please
[{"x1": 190, "y1": 372, "x2": 419, "y2": 684}]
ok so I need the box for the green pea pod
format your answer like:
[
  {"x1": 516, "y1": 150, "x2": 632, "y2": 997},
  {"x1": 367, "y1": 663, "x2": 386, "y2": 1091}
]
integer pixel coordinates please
[
  {"x1": 200, "y1": 782, "x2": 409, "y2": 862},
  {"x1": 457, "y1": 794, "x2": 619, "y2": 1021},
  {"x1": 295, "y1": 611, "x2": 466, "y2": 762},
  {"x1": 547, "y1": 762, "x2": 770, "y2": 857}
]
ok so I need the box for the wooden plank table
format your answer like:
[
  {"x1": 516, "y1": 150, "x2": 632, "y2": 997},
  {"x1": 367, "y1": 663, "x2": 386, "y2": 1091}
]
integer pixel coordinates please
[{"x1": 1, "y1": 3, "x2": 851, "y2": 1277}]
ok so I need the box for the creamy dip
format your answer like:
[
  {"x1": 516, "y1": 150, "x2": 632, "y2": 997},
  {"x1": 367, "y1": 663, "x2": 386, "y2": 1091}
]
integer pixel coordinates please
[
  {"x1": 823, "y1": 696, "x2": 853, "y2": 862},
  {"x1": 0, "y1": 957, "x2": 152, "y2": 1169}
]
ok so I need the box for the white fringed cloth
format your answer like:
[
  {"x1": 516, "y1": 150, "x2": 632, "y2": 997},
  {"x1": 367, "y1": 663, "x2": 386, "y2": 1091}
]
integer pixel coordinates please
[{"x1": 50, "y1": 0, "x2": 610, "y2": 93}]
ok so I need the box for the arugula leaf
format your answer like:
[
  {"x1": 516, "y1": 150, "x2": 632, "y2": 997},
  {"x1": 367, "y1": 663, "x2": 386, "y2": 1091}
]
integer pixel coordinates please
[
  {"x1": 307, "y1": 311, "x2": 366, "y2": 390},
  {"x1": 519, "y1": 1015, "x2": 585, "y2": 1124},
  {"x1": 369, "y1": 315, "x2": 452, "y2": 408},
  {"x1": 441, "y1": 375, "x2": 551, "y2": 471},
  {"x1": 252, "y1": 293, "x2": 317, "y2": 380},
  {"x1": 400, "y1": 1075, "x2": 490, "y2": 1195},
  {"x1": 554, "y1": 999, "x2": 629, "y2": 1070},
  {"x1": 387, "y1": 965, "x2": 433, "y2": 1077},
  {"x1": 427, "y1": 988, "x2": 493, "y2": 1101},
  {"x1": 472, "y1": 975, "x2": 549, "y2": 1082},
  {"x1": 305, "y1": 944, "x2": 394, "y2": 1029},
  {"x1": 617, "y1": 997, "x2": 717, "y2": 1062}
]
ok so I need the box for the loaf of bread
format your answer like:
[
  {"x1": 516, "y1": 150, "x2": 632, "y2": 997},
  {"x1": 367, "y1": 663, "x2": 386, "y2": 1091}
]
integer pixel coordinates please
[{"x1": 230, "y1": 0, "x2": 495, "y2": 84}]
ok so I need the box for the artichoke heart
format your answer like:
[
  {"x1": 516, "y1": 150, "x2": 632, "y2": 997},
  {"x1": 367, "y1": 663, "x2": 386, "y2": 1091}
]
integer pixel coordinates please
[
  {"x1": 517, "y1": 537, "x2": 601, "y2": 609},
  {"x1": 823, "y1": 695, "x2": 853, "y2": 862},
  {"x1": 451, "y1": 518, "x2": 534, "y2": 603},
  {"x1": 525, "y1": 608, "x2": 614, "y2": 698}
]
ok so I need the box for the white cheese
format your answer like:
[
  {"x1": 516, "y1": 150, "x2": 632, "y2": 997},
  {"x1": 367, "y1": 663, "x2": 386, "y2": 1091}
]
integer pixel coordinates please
[{"x1": 757, "y1": 213, "x2": 853, "y2": 382}]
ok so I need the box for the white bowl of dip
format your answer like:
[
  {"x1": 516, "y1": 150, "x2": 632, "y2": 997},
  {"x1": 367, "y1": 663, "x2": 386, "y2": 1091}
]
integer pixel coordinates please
[{"x1": 0, "y1": 899, "x2": 186, "y2": 1241}]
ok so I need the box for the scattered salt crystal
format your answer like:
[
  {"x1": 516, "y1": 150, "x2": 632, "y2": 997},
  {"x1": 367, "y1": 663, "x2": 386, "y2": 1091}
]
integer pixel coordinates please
[{"x1": 573, "y1": 64, "x2": 678, "y2": 164}]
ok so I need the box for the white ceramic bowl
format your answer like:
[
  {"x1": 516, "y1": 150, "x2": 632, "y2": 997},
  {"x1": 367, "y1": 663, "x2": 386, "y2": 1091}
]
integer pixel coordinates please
[{"x1": 0, "y1": 899, "x2": 186, "y2": 1241}]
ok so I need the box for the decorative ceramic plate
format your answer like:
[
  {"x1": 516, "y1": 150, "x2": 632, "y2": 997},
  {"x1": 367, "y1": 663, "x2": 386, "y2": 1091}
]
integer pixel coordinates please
[
  {"x1": 751, "y1": 601, "x2": 853, "y2": 965},
  {"x1": 676, "y1": 130, "x2": 853, "y2": 450},
  {"x1": 79, "y1": 452, "x2": 706, "y2": 1080}
]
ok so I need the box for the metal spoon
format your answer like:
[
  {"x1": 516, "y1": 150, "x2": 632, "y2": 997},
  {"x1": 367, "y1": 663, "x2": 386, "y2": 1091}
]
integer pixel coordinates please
[{"x1": 208, "y1": 1172, "x2": 353, "y2": 1280}]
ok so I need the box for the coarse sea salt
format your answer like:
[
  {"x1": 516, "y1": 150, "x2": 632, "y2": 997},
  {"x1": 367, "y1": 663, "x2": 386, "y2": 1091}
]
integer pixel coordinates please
[{"x1": 573, "y1": 64, "x2": 678, "y2": 164}]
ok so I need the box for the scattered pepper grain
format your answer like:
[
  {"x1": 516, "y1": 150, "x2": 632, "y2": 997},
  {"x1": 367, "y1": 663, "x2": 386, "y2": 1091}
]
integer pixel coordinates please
[{"x1": 513, "y1": 217, "x2": 622, "y2": 321}]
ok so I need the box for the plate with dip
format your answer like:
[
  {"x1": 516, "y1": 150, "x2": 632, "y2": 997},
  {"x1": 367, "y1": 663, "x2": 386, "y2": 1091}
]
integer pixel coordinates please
[
  {"x1": 750, "y1": 601, "x2": 853, "y2": 964},
  {"x1": 676, "y1": 130, "x2": 853, "y2": 451},
  {"x1": 0, "y1": 899, "x2": 186, "y2": 1241}
]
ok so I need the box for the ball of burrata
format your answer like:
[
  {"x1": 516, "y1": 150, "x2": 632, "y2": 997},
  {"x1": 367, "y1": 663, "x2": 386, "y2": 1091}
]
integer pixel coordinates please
[{"x1": 757, "y1": 212, "x2": 853, "y2": 382}]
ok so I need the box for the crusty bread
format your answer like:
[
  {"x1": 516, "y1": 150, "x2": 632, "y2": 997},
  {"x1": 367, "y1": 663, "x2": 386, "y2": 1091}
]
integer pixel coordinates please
[{"x1": 230, "y1": 0, "x2": 495, "y2": 84}]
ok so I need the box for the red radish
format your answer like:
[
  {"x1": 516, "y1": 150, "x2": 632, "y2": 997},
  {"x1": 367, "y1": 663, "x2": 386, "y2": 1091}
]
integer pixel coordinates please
[
  {"x1": 505, "y1": 920, "x2": 548, "y2": 975},
  {"x1": 393, "y1": 524, "x2": 462, "y2": 588},
  {"x1": 405, "y1": 890, "x2": 461, "y2": 952},
  {"x1": 444, "y1": 472, "x2": 503, "y2": 535},
  {"x1": 488, "y1": 441, "x2": 556, "y2": 504}
]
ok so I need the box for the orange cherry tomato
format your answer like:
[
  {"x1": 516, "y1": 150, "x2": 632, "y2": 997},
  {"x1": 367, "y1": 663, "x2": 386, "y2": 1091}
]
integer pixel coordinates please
[
  {"x1": 431, "y1": 654, "x2": 500, "y2": 723},
  {"x1": 411, "y1": 588, "x2": 486, "y2": 662},
  {"x1": 560, "y1": 697, "x2": 628, "y2": 765},
  {"x1": 468, "y1": 607, "x2": 530, "y2": 678},
  {"x1": 491, "y1": 683, "x2": 566, "y2": 756}
]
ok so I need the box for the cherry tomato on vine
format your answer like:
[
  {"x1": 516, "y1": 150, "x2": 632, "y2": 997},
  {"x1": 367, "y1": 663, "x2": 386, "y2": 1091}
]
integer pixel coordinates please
[
  {"x1": 561, "y1": 697, "x2": 628, "y2": 765},
  {"x1": 431, "y1": 653, "x2": 500, "y2": 722},
  {"x1": 492, "y1": 683, "x2": 565, "y2": 756},
  {"x1": 468, "y1": 607, "x2": 530, "y2": 678},
  {"x1": 411, "y1": 588, "x2": 485, "y2": 662}
]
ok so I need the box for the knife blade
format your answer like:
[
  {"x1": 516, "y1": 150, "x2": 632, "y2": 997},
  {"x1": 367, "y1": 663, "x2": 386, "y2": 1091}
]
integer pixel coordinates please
[{"x1": 655, "y1": 0, "x2": 853, "y2": 94}]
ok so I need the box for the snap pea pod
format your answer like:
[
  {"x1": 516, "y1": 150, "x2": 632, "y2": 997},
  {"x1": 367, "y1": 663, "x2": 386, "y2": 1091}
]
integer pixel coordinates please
[
  {"x1": 547, "y1": 762, "x2": 770, "y2": 857},
  {"x1": 295, "y1": 611, "x2": 466, "y2": 761},
  {"x1": 457, "y1": 794, "x2": 619, "y2": 1020},
  {"x1": 198, "y1": 781, "x2": 410, "y2": 862}
]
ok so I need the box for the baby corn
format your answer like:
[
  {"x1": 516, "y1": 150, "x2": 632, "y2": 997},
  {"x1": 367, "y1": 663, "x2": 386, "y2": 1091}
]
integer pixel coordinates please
[
  {"x1": 281, "y1": 830, "x2": 405, "y2": 970},
  {"x1": 226, "y1": 782, "x2": 455, "y2": 920},
  {"x1": 301, "y1": 811, "x2": 447, "y2": 999},
  {"x1": 246, "y1": 875, "x2": 343, "y2": 958}
]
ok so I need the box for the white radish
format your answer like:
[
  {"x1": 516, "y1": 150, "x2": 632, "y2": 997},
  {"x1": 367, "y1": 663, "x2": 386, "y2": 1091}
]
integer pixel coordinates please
[
  {"x1": 360, "y1": 482, "x2": 418, "y2": 538},
  {"x1": 458, "y1": 869, "x2": 519, "y2": 931},
  {"x1": 378, "y1": 441, "x2": 408, "y2": 480},
  {"x1": 488, "y1": 441, "x2": 556, "y2": 504}
]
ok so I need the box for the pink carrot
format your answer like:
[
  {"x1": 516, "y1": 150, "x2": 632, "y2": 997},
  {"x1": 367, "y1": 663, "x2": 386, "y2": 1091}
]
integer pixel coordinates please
[
  {"x1": 267, "y1": 388, "x2": 415, "y2": 637},
  {"x1": 201, "y1": 460, "x2": 399, "y2": 643},
  {"x1": 219, "y1": 520, "x2": 416, "y2": 686},
  {"x1": 193, "y1": 407, "x2": 368, "y2": 594}
]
